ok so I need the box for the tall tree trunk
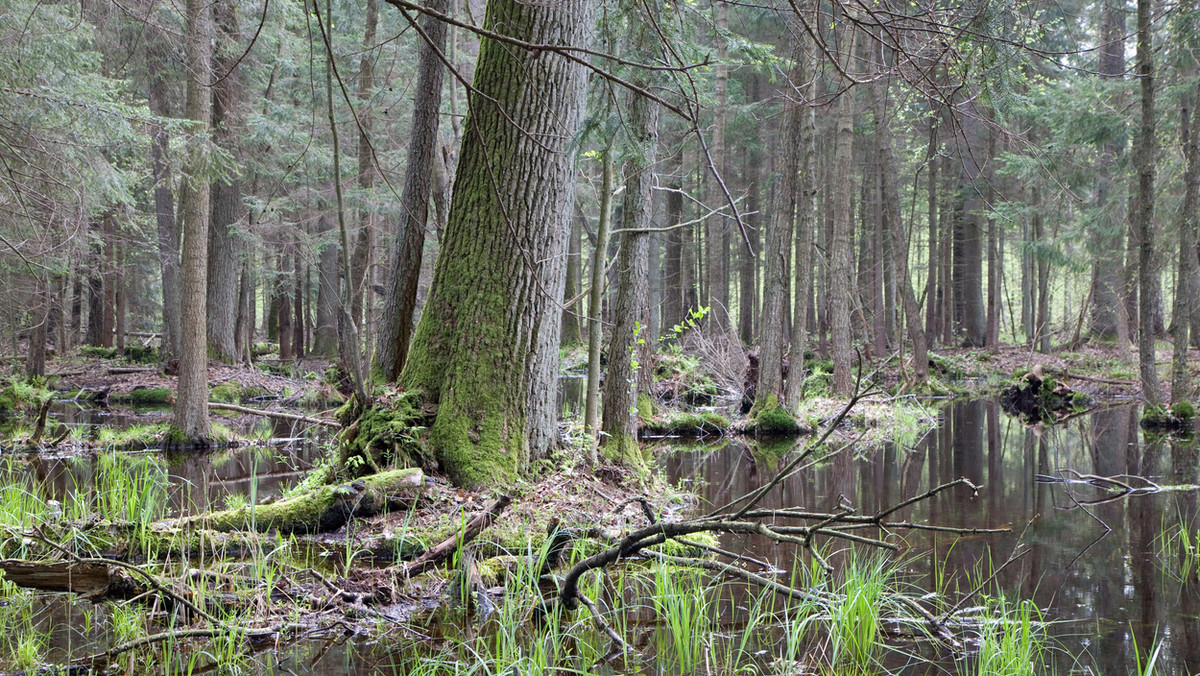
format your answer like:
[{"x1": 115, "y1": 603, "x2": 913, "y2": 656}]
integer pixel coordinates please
[
  {"x1": 277, "y1": 250, "x2": 293, "y2": 360},
  {"x1": 584, "y1": 148, "x2": 613, "y2": 450},
  {"x1": 350, "y1": 0, "x2": 379, "y2": 341},
  {"x1": 1136, "y1": 0, "x2": 1162, "y2": 409},
  {"x1": 705, "y1": 0, "x2": 731, "y2": 333},
  {"x1": 602, "y1": 85, "x2": 657, "y2": 468},
  {"x1": 561, "y1": 207, "x2": 583, "y2": 345},
  {"x1": 173, "y1": 0, "x2": 213, "y2": 443},
  {"x1": 1090, "y1": 0, "x2": 1127, "y2": 340},
  {"x1": 375, "y1": 0, "x2": 449, "y2": 381},
  {"x1": 873, "y1": 70, "x2": 929, "y2": 383},
  {"x1": 397, "y1": 0, "x2": 593, "y2": 487},
  {"x1": 759, "y1": 43, "x2": 802, "y2": 407},
  {"x1": 25, "y1": 281, "x2": 47, "y2": 379},
  {"x1": 830, "y1": 25, "x2": 857, "y2": 396},
  {"x1": 924, "y1": 108, "x2": 938, "y2": 344},
  {"x1": 312, "y1": 214, "x2": 340, "y2": 358},
  {"x1": 207, "y1": 0, "x2": 243, "y2": 364},
  {"x1": 1172, "y1": 78, "x2": 1199, "y2": 403},
  {"x1": 101, "y1": 214, "x2": 115, "y2": 348},
  {"x1": 662, "y1": 142, "x2": 685, "y2": 333},
  {"x1": 784, "y1": 42, "x2": 816, "y2": 408},
  {"x1": 147, "y1": 40, "x2": 182, "y2": 364}
]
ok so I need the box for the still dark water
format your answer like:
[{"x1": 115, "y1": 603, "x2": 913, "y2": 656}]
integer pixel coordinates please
[
  {"x1": 661, "y1": 400, "x2": 1200, "y2": 674},
  {"x1": 7, "y1": 399, "x2": 1200, "y2": 674}
]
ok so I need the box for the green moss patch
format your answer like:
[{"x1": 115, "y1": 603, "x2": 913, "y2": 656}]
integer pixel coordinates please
[
  {"x1": 746, "y1": 394, "x2": 805, "y2": 436},
  {"x1": 641, "y1": 411, "x2": 729, "y2": 437},
  {"x1": 110, "y1": 387, "x2": 173, "y2": 406},
  {"x1": 340, "y1": 392, "x2": 431, "y2": 475},
  {"x1": 209, "y1": 382, "x2": 243, "y2": 404}
]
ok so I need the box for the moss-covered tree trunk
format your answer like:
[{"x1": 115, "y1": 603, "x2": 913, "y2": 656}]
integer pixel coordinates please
[
  {"x1": 601, "y1": 84, "x2": 657, "y2": 468},
  {"x1": 784, "y1": 40, "x2": 815, "y2": 410},
  {"x1": 396, "y1": 0, "x2": 593, "y2": 488}
]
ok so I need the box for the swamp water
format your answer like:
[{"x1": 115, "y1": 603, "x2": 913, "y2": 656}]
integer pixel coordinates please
[{"x1": 1, "y1": 400, "x2": 1198, "y2": 674}]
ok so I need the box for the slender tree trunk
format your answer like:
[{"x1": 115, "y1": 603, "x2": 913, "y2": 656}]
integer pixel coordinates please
[
  {"x1": 784, "y1": 42, "x2": 816, "y2": 408},
  {"x1": 1136, "y1": 0, "x2": 1162, "y2": 409},
  {"x1": 924, "y1": 109, "x2": 938, "y2": 344},
  {"x1": 312, "y1": 214, "x2": 340, "y2": 358},
  {"x1": 561, "y1": 207, "x2": 583, "y2": 345},
  {"x1": 1172, "y1": 79, "x2": 1198, "y2": 403},
  {"x1": 584, "y1": 148, "x2": 613, "y2": 452},
  {"x1": 375, "y1": 0, "x2": 449, "y2": 381},
  {"x1": 173, "y1": 0, "x2": 213, "y2": 443},
  {"x1": 147, "y1": 40, "x2": 182, "y2": 364},
  {"x1": 277, "y1": 250, "x2": 293, "y2": 361},
  {"x1": 602, "y1": 85, "x2": 657, "y2": 467},
  {"x1": 350, "y1": 0, "x2": 379, "y2": 339},
  {"x1": 830, "y1": 25, "x2": 857, "y2": 396},
  {"x1": 25, "y1": 281, "x2": 47, "y2": 379},
  {"x1": 101, "y1": 214, "x2": 115, "y2": 348},
  {"x1": 705, "y1": 0, "x2": 731, "y2": 333},
  {"x1": 662, "y1": 143, "x2": 685, "y2": 333},
  {"x1": 1090, "y1": 0, "x2": 1127, "y2": 340},
  {"x1": 397, "y1": 0, "x2": 593, "y2": 487},
  {"x1": 873, "y1": 70, "x2": 928, "y2": 383},
  {"x1": 760, "y1": 42, "x2": 802, "y2": 407},
  {"x1": 207, "y1": 0, "x2": 243, "y2": 364}
]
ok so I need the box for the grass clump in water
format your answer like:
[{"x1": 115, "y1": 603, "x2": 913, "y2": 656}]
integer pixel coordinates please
[{"x1": 969, "y1": 597, "x2": 1047, "y2": 676}]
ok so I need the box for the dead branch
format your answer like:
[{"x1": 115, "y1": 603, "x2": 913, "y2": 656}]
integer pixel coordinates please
[
  {"x1": 208, "y1": 402, "x2": 339, "y2": 427},
  {"x1": 399, "y1": 495, "x2": 511, "y2": 579}
]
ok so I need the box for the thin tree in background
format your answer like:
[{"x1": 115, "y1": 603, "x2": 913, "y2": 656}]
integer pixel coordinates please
[{"x1": 830, "y1": 19, "x2": 858, "y2": 396}]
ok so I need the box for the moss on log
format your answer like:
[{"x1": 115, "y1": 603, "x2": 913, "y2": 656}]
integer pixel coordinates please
[{"x1": 191, "y1": 468, "x2": 424, "y2": 535}]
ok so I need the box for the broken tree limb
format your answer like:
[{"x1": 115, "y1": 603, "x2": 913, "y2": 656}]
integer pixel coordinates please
[
  {"x1": 400, "y1": 495, "x2": 512, "y2": 579},
  {"x1": 208, "y1": 402, "x2": 339, "y2": 427}
]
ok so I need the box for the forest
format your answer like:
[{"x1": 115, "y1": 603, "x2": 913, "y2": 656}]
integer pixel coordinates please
[{"x1": 2, "y1": 0, "x2": 1200, "y2": 673}]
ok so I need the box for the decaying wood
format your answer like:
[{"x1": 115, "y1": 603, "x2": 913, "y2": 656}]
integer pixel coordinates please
[
  {"x1": 208, "y1": 401, "x2": 339, "y2": 427},
  {"x1": 400, "y1": 495, "x2": 511, "y2": 579},
  {"x1": 0, "y1": 559, "x2": 139, "y2": 598}
]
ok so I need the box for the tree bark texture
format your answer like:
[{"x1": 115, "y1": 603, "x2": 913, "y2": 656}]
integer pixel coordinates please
[
  {"x1": 784, "y1": 42, "x2": 816, "y2": 409},
  {"x1": 758, "y1": 44, "x2": 803, "y2": 405},
  {"x1": 830, "y1": 25, "x2": 857, "y2": 396},
  {"x1": 398, "y1": 0, "x2": 593, "y2": 488},
  {"x1": 1089, "y1": 0, "x2": 1127, "y2": 340},
  {"x1": 173, "y1": 0, "x2": 213, "y2": 443},
  {"x1": 1171, "y1": 79, "x2": 1198, "y2": 403},
  {"x1": 602, "y1": 85, "x2": 657, "y2": 466},
  {"x1": 313, "y1": 214, "x2": 340, "y2": 358},
  {"x1": 375, "y1": 0, "x2": 449, "y2": 382},
  {"x1": 207, "y1": 0, "x2": 243, "y2": 364},
  {"x1": 1135, "y1": 0, "x2": 1161, "y2": 409}
]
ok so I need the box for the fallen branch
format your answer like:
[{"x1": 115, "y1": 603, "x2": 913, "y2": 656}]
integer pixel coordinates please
[
  {"x1": 208, "y1": 402, "x2": 339, "y2": 427},
  {"x1": 400, "y1": 495, "x2": 512, "y2": 579}
]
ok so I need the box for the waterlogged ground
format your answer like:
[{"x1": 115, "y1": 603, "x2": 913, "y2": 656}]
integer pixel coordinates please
[
  {"x1": 1, "y1": 399, "x2": 1199, "y2": 674},
  {"x1": 661, "y1": 400, "x2": 1200, "y2": 674}
]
